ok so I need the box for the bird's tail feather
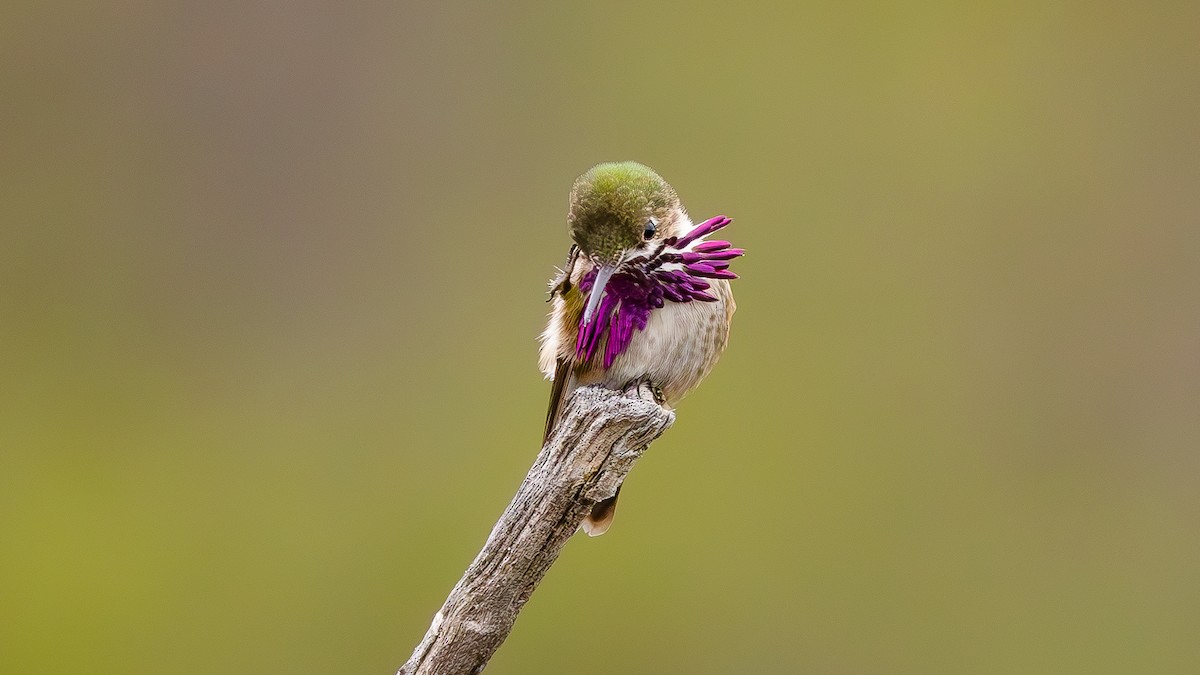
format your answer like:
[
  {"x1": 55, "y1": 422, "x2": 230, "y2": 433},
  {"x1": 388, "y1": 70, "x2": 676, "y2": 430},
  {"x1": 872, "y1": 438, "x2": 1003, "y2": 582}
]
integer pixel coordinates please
[{"x1": 581, "y1": 485, "x2": 621, "y2": 537}]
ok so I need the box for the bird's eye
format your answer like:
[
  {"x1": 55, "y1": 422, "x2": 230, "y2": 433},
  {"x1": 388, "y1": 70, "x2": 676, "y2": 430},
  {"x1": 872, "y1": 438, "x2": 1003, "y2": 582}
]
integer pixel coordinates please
[{"x1": 643, "y1": 218, "x2": 657, "y2": 240}]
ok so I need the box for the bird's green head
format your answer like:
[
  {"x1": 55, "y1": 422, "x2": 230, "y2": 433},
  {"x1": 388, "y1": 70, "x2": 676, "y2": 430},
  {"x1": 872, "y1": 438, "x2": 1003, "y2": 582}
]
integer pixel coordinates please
[{"x1": 567, "y1": 162, "x2": 682, "y2": 265}]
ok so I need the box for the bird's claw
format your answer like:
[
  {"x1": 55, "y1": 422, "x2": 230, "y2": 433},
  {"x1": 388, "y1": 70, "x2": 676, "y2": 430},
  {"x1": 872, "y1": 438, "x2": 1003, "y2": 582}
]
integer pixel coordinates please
[{"x1": 622, "y1": 378, "x2": 665, "y2": 405}]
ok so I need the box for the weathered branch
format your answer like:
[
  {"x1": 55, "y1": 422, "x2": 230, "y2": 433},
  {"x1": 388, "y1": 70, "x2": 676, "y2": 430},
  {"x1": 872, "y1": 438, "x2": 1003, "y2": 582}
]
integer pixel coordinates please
[{"x1": 397, "y1": 386, "x2": 675, "y2": 675}]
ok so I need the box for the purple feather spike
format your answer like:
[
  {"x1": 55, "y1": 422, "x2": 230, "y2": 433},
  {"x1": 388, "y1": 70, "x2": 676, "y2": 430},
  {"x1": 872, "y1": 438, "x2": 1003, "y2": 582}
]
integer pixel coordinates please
[
  {"x1": 675, "y1": 216, "x2": 732, "y2": 249},
  {"x1": 574, "y1": 215, "x2": 744, "y2": 365},
  {"x1": 693, "y1": 240, "x2": 731, "y2": 253}
]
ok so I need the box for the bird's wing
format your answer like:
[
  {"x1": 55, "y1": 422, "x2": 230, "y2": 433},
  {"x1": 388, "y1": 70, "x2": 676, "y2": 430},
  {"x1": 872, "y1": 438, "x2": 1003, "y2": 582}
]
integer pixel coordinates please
[
  {"x1": 541, "y1": 246, "x2": 619, "y2": 536},
  {"x1": 543, "y1": 356, "x2": 575, "y2": 443},
  {"x1": 543, "y1": 246, "x2": 580, "y2": 444}
]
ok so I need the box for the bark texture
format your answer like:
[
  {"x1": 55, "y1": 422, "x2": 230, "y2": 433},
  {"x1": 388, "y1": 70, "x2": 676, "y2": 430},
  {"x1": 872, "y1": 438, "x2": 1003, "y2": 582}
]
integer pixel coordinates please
[{"x1": 397, "y1": 386, "x2": 675, "y2": 675}]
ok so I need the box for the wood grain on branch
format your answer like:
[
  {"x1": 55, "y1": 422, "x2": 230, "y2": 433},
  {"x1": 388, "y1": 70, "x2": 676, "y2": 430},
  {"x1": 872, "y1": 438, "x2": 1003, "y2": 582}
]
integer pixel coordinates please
[{"x1": 397, "y1": 386, "x2": 675, "y2": 675}]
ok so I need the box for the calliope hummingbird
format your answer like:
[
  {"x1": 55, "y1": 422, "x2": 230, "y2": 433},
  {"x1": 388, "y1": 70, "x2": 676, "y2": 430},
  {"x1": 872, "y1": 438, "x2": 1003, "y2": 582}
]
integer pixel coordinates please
[{"x1": 538, "y1": 161, "x2": 744, "y2": 536}]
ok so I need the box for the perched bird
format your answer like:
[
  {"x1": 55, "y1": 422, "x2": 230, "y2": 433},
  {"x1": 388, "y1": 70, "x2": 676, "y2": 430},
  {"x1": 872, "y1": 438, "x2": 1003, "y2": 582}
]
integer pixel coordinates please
[{"x1": 539, "y1": 161, "x2": 744, "y2": 536}]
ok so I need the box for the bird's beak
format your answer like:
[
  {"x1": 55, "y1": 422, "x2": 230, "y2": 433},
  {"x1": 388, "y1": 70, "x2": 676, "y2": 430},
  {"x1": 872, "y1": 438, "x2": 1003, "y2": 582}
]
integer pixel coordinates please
[{"x1": 582, "y1": 263, "x2": 617, "y2": 326}]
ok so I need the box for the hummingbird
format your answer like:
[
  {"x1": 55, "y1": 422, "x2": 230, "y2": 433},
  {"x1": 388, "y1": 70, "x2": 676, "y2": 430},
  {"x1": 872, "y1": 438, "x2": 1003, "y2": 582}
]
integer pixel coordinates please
[{"x1": 538, "y1": 161, "x2": 744, "y2": 536}]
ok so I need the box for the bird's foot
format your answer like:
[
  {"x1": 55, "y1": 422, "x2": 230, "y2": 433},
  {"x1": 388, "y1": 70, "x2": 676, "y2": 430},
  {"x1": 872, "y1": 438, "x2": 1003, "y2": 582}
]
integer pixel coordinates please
[
  {"x1": 546, "y1": 245, "x2": 580, "y2": 301},
  {"x1": 622, "y1": 378, "x2": 666, "y2": 405}
]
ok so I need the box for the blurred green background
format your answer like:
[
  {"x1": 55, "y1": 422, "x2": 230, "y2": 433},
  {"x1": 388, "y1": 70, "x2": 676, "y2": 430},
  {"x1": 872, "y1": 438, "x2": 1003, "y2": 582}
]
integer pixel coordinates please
[{"x1": 2, "y1": 2, "x2": 1198, "y2": 673}]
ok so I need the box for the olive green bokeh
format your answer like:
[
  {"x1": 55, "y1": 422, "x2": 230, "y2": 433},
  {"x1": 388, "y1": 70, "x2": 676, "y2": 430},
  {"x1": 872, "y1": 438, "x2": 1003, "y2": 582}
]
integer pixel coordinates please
[{"x1": 2, "y1": 2, "x2": 1198, "y2": 673}]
